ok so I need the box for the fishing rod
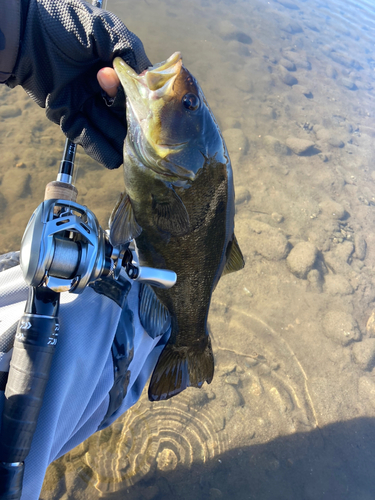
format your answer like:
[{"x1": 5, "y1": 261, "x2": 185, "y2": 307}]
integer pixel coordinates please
[{"x1": 0, "y1": 1, "x2": 176, "y2": 498}]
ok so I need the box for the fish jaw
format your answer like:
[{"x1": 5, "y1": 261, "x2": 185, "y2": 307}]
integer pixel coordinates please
[{"x1": 113, "y1": 54, "x2": 186, "y2": 161}]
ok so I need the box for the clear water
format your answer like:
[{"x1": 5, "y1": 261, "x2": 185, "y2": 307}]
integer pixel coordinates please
[{"x1": 2, "y1": 0, "x2": 375, "y2": 498}]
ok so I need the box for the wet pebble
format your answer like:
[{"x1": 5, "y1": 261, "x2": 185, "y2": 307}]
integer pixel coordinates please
[
  {"x1": 353, "y1": 234, "x2": 367, "y2": 260},
  {"x1": 352, "y1": 339, "x2": 375, "y2": 371},
  {"x1": 278, "y1": 66, "x2": 298, "y2": 86},
  {"x1": 285, "y1": 137, "x2": 316, "y2": 155},
  {"x1": 324, "y1": 275, "x2": 354, "y2": 295},
  {"x1": 222, "y1": 128, "x2": 247, "y2": 156},
  {"x1": 0, "y1": 105, "x2": 22, "y2": 119},
  {"x1": 280, "y1": 58, "x2": 296, "y2": 71},
  {"x1": 286, "y1": 241, "x2": 318, "y2": 279},
  {"x1": 235, "y1": 186, "x2": 251, "y2": 205},
  {"x1": 323, "y1": 311, "x2": 361, "y2": 346},
  {"x1": 248, "y1": 219, "x2": 290, "y2": 260},
  {"x1": 319, "y1": 199, "x2": 347, "y2": 220},
  {"x1": 263, "y1": 135, "x2": 290, "y2": 156}
]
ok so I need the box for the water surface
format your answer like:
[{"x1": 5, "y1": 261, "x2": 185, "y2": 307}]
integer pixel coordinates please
[{"x1": 2, "y1": 0, "x2": 375, "y2": 498}]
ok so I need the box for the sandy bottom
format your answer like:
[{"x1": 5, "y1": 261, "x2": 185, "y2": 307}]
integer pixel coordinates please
[{"x1": 2, "y1": 0, "x2": 375, "y2": 498}]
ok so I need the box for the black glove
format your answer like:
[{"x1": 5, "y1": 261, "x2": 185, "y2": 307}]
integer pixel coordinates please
[{"x1": 7, "y1": 0, "x2": 151, "y2": 169}]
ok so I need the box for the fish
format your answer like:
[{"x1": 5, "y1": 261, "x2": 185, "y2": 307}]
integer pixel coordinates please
[{"x1": 111, "y1": 52, "x2": 244, "y2": 401}]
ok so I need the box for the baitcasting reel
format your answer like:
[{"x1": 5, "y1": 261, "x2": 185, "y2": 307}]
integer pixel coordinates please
[{"x1": 20, "y1": 196, "x2": 176, "y2": 293}]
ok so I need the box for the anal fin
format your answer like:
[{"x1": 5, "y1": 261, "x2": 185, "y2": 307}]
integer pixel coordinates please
[{"x1": 109, "y1": 192, "x2": 142, "y2": 247}]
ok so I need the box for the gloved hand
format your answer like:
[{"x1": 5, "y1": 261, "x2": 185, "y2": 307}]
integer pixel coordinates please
[{"x1": 7, "y1": 0, "x2": 151, "y2": 169}]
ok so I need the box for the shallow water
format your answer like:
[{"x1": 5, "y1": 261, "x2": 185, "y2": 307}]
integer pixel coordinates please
[{"x1": 2, "y1": 0, "x2": 375, "y2": 498}]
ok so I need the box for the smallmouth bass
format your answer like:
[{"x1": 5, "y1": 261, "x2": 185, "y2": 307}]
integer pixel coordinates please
[{"x1": 111, "y1": 52, "x2": 244, "y2": 401}]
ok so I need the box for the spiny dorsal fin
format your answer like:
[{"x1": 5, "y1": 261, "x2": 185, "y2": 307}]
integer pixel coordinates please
[
  {"x1": 109, "y1": 192, "x2": 142, "y2": 247},
  {"x1": 222, "y1": 235, "x2": 245, "y2": 276},
  {"x1": 139, "y1": 284, "x2": 170, "y2": 339},
  {"x1": 152, "y1": 189, "x2": 190, "y2": 236}
]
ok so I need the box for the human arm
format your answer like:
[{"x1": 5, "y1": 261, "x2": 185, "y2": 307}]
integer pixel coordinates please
[{"x1": 1, "y1": 0, "x2": 150, "y2": 170}]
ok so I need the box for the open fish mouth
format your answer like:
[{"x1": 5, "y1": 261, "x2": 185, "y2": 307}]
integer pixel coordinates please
[{"x1": 113, "y1": 53, "x2": 188, "y2": 164}]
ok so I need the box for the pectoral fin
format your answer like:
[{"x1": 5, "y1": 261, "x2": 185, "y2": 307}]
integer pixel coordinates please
[
  {"x1": 152, "y1": 189, "x2": 190, "y2": 236},
  {"x1": 139, "y1": 284, "x2": 170, "y2": 339},
  {"x1": 109, "y1": 192, "x2": 142, "y2": 247},
  {"x1": 222, "y1": 235, "x2": 245, "y2": 276}
]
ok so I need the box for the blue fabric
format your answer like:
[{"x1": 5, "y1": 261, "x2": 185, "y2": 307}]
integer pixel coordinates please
[{"x1": 0, "y1": 264, "x2": 169, "y2": 499}]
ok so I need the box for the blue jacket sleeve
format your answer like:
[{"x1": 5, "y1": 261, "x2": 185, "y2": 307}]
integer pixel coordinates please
[{"x1": 0, "y1": 0, "x2": 21, "y2": 83}]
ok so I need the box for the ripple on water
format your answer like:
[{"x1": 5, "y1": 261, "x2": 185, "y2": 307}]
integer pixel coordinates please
[
  {"x1": 43, "y1": 391, "x2": 229, "y2": 497},
  {"x1": 42, "y1": 302, "x2": 317, "y2": 500}
]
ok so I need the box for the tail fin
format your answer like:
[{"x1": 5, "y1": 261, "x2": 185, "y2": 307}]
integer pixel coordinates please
[{"x1": 148, "y1": 337, "x2": 214, "y2": 401}]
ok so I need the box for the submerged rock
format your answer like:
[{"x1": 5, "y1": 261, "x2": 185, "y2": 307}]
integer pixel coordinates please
[
  {"x1": 263, "y1": 135, "x2": 290, "y2": 156},
  {"x1": 287, "y1": 241, "x2": 318, "y2": 279},
  {"x1": 353, "y1": 235, "x2": 367, "y2": 260},
  {"x1": 339, "y1": 78, "x2": 357, "y2": 90},
  {"x1": 316, "y1": 128, "x2": 345, "y2": 148},
  {"x1": 217, "y1": 20, "x2": 252, "y2": 44},
  {"x1": 285, "y1": 137, "x2": 316, "y2": 155},
  {"x1": 248, "y1": 220, "x2": 290, "y2": 261},
  {"x1": 0, "y1": 105, "x2": 22, "y2": 119},
  {"x1": 280, "y1": 21, "x2": 303, "y2": 34},
  {"x1": 280, "y1": 58, "x2": 296, "y2": 71},
  {"x1": 324, "y1": 275, "x2": 354, "y2": 295},
  {"x1": 323, "y1": 311, "x2": 361, "y2": 346},
  {"x1": 352, "y1": 339, "x2": 375, "y2": 371},
  {"x1": 278, "y1": 66, "x2": 298, "y2": 86},
  {"x1": 319, "y1": 200, "x2": 347, "y2": 220},
  {"x1": 2, "y1": 168, "x2": 31, "y2": 204}
]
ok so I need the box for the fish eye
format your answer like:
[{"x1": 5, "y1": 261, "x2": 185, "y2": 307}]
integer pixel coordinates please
[{"x1": 182, "y1": 93, "x2": 200, "y2": 111}]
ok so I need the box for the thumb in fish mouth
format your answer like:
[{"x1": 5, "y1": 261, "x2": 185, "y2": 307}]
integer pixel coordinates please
[{"x1": 97, "y1": 67, "x2": 120, "y2": 97}]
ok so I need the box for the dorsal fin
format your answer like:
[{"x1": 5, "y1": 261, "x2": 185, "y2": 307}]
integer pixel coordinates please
[
  {"x1": 222, "y1": 235, "x2": 245, "y2": 276},
  {"x1": 139, "y1": 284, "x2": 170, "y2": 339},
  {"x1": 109, "y1": 192, "x2": 142, "y2": 247}
]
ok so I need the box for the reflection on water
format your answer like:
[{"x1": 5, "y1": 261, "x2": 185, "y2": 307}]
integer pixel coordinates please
[{"x1": 2, "y1": 0, "x2": 375, "y2": 497}]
